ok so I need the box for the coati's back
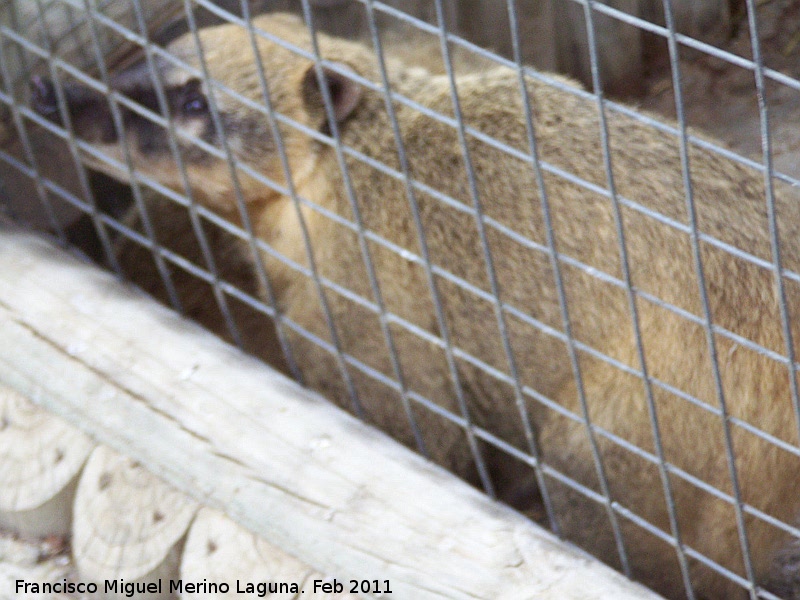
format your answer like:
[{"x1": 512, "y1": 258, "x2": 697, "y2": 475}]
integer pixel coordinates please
[
  {"x1": 30, "y1": 12, "x2": 800, "y2": 599},
  {"x1": 292, "y1": 51, "x2": 800, "y2": 598}
]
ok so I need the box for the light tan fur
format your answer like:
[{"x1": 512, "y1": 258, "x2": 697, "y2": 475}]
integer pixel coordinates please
[{"x1": 44, "y1": 13, "x2": 800, "y2": 599}]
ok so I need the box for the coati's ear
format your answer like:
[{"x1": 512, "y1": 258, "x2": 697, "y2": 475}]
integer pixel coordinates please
[{"x1": 301, "y1": 63, "x2": 362, "y2": 128}]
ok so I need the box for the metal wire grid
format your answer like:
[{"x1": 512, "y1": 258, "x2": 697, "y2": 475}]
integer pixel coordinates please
[{"x1": 2, "y1": 0, "x2": 800, "y2": 597}]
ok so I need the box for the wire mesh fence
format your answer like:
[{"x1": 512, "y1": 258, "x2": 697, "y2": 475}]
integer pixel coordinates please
[{"x1": 4, "y1": 1, "x2": 800, "y2": 599}]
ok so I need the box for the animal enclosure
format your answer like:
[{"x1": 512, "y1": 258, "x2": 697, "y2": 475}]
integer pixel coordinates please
[{"x1": 3, "y1": 1, "x2": 800, "y2": 599}]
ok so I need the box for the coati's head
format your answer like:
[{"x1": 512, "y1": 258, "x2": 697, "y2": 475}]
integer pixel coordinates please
[{"x1": 30, "y1": 13, "x2": 367, "y2": 216}]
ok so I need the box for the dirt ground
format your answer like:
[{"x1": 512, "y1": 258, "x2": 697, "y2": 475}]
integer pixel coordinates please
[
  {"x1": 640, "y1": 0, "x2": 800, "y2": 178},
  {"x1": 0, "y1": 533, "x2": 83, "y2": 600}
]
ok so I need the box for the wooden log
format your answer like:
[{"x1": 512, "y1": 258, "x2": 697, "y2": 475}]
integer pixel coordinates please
[
  {"x1": 0, "y1": 225, "x2": 663, "y2": 600},
  {"x1": 72, "y1": 445, "x2": 198, "y2": 599},
  {"x1": 0, "y1": 383, "x2": 94, "y2": 537}
]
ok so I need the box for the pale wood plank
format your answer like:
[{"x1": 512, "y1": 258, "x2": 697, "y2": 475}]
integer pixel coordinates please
[{"x1": 0, "y1": 227, "x2": 663, "y2": 600}]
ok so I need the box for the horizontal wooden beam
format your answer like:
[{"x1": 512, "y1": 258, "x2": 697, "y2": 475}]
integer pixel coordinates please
[{"x1": 0, "y1": 225, "x2": 662, "y2": 600}]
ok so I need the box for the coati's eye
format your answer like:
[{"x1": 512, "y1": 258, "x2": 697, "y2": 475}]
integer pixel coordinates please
[
  {"x1": 180, "y1": 79, "x2": 208, "y2": 116},
  {"x1": 182, "y1": 91, "x2": 207, "y2": 115}
]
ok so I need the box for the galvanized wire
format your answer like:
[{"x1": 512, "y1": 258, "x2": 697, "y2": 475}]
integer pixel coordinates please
[
  {"x1": 124, "y1": 0, "x2": 252, "y2": 349},
  {"x1": 744, "y1": 0, "x2": 800, "y2": 454},
  {"x1": 0, "y1": 11, "x2": 66, "y2": 243},
  {"x1": 79, "y1": 0, "x2": 186, "y2": 315},
  {"x1": 580, "y1": 0, "x2": 694, "y2": 591},
  {"x1": 496, "y1": 0, "x2": 560, "y2": 535},
  {"x1": 9, "y1": 50, "x2": 800, "y2": 460},
  {"x1": 297, "y1": 0, "x2": 432, "y2": 459},
  {"x1": 186, "y1": 0, "x2": 366, "y2": 415},
  {"x1": 660, "y1": 0, "x2": 758, "y2": 595},
  {"x1": 232, "y1": 0, "x2": 305, "y2": 383},
  {"x1": 24, "y1": 0, "x2": 122, "y2": 273},
  {"x1": 5, "y1": 2, "x2": 800, "y2": 596}
]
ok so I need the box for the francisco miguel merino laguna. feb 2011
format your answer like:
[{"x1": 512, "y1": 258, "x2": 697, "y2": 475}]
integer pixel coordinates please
[{"x1": 15, "y1": 576, "x2": 385, "y2": 596}]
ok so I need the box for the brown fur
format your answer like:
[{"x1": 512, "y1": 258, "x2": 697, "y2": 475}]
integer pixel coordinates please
[
  {"x1": 113, "y1": 192, "x2": 288, "y2": 371},
  {"x1": 34, "y1": 13, "x2": 800, "y2": 599}
]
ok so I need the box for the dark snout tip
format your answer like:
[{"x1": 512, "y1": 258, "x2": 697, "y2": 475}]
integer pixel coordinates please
[{"x1": 29, "y1": 75, "x2": 60, "y2": 118}]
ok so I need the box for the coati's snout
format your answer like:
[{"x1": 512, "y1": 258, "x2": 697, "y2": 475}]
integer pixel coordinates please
[
  {"x1": 31, "y1": 74, "x2": 118, "y2": 144},
  {"x1": 29, "y1": 62, "x2": 235, "y2": 200}
]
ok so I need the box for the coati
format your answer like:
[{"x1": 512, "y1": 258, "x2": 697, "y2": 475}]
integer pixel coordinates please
[{"x1": 29, "y1": 12, "x2": 800, "y2": 599}]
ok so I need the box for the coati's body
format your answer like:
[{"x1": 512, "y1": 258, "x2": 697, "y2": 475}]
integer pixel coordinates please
[{"x1": 32, "y1": 13, "x2": 800, "y2": 598}]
